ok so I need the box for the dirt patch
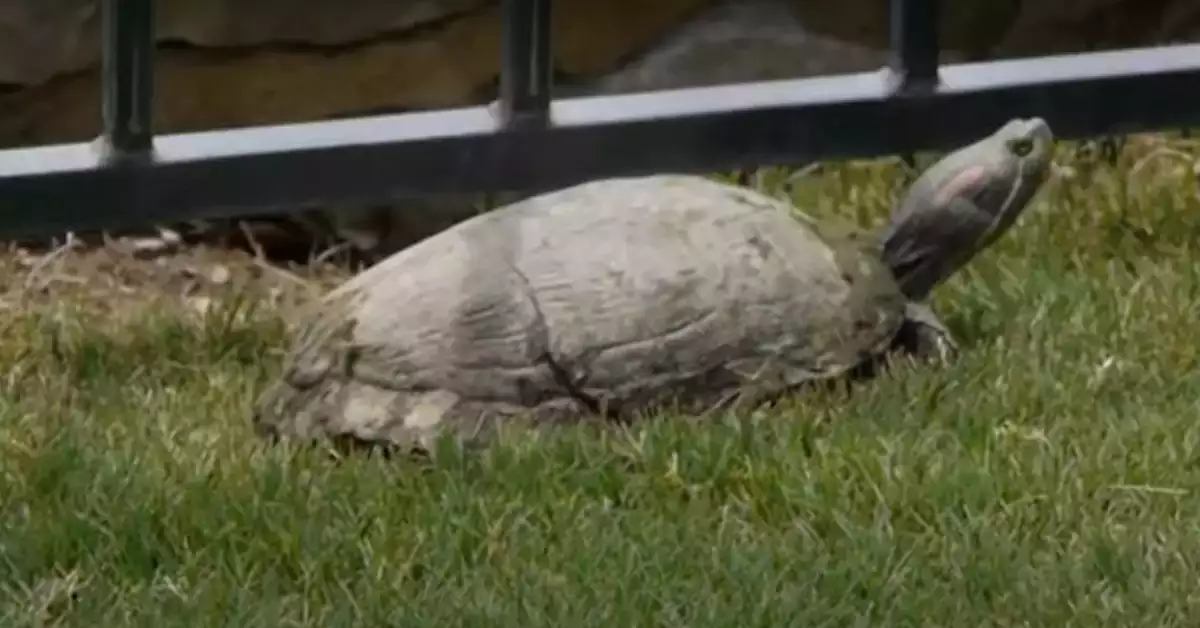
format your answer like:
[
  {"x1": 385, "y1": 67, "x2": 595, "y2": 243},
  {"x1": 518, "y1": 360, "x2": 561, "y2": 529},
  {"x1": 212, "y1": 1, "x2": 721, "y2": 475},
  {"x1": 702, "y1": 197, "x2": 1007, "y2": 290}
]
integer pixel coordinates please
[{"x1": 0, "y1": 231, "x2": 354, "y2": 323}]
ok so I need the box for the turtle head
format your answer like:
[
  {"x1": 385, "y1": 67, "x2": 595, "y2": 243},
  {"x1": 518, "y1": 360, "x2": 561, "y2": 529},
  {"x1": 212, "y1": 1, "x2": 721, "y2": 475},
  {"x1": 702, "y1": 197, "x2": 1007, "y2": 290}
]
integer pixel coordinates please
[{"x1": 879, "y1": 117, "x2": 1055, "y2": 301}]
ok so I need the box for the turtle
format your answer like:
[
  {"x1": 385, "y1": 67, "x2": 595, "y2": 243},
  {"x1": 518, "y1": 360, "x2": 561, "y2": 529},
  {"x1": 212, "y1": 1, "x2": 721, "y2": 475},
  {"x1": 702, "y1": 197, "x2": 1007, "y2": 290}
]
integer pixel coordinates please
[{"x1": 252, "y1": 117, "x2": 1055, "y2": 451}]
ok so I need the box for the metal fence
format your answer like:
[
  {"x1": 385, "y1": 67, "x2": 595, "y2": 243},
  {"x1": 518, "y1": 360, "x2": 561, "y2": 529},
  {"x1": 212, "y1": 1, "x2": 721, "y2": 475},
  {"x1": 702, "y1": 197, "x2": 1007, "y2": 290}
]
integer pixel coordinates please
[{"x1": 0, "y1": 0, "x2": 1198, "y2": 240}]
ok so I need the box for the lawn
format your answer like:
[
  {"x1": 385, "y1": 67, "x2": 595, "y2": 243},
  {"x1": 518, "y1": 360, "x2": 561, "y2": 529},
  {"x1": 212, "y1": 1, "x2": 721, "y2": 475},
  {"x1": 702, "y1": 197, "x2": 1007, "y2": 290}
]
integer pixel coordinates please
[{"x1": 1, "y1": 135, "x2": 1199, "y2": 626}]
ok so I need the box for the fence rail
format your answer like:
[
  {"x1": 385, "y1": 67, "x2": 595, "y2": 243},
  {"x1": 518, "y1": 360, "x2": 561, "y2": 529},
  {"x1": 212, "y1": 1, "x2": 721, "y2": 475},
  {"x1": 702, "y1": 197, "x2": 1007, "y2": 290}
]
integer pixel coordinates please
[{"x1": 0, "y1": 0, "x2": 1198, "y2": 239}]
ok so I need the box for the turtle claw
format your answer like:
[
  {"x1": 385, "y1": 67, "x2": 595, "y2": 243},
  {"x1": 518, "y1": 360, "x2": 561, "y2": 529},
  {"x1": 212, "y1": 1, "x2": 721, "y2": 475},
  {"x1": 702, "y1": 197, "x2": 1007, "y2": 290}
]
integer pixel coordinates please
[
  {"x1": 899, "y1": 301, "x2": 960, "y2": 364},
  {"x1": 911, "y1": 326, "x2": 960, "y2": 363}
]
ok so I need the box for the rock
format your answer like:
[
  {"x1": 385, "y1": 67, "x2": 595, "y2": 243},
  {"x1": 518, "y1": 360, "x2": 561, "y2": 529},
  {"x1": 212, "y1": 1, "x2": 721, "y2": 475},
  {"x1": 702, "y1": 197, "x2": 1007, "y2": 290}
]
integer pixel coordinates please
[
  {"x1": 0, "y1": 0, "x2": 487, "y2": 86},
  {"x1": 789, "y1": 0, "x2": 1200, "y2": 62},
  {"x1": 787, "y1": 0, "x2": 1023, "y2": 63},
  {"x1": 994, "y1": 0, "x2": 1200, "y2": 57},
  {"x1": 575, "y1": 0, "x2": 898, "y2": 95}
]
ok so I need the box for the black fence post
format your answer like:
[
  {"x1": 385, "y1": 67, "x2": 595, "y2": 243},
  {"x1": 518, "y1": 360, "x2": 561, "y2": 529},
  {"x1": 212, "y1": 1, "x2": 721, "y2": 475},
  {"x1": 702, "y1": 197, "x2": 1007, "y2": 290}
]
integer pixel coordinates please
[
  {"x1": 497, "y1": 0, "x2": 552, "y2": 129},
  {"x1": 100, "y1": 0, "x2": 155, "y2": 159},
  {"x1": 888, "y1": 0, "x2": 940, "y2": 94},
  {"x1": 887, "y1": 0, "x2": 940, "y2": 172}
]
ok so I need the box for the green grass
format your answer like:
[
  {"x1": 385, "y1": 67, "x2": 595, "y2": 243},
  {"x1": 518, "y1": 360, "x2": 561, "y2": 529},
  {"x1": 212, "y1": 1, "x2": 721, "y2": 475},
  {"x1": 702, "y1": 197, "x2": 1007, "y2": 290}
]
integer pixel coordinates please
[{"x1": 3, "y1": 136, "x2": 1200, "y2": 625}]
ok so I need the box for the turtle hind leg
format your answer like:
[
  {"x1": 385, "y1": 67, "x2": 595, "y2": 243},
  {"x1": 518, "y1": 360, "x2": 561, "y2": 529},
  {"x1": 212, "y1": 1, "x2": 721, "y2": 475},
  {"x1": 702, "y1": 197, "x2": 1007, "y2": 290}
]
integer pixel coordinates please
[{"x1": 893, "y1": 301, "x2": 960, "y2": 363}]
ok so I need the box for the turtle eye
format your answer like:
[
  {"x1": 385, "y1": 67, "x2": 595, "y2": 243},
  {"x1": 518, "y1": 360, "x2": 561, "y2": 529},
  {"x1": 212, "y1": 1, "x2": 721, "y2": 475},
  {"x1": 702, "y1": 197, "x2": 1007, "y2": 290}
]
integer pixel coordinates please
[{"x1": 1009, "y1": 137, "x2": 1034, "y2": 157}]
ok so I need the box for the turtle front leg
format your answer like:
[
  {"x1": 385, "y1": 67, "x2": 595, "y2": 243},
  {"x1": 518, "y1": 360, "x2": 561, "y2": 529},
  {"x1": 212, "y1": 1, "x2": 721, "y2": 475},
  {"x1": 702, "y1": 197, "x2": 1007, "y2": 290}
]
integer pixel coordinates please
[{"x1": 895, "y1": 301, "x2": 960, "y2": 363}]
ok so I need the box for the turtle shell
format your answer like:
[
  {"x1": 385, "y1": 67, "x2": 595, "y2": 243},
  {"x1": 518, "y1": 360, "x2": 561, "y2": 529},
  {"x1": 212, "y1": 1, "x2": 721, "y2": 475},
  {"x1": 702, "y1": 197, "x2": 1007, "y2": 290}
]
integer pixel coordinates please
[{"x1": 253, "y1": 175, "x2": 910, "y2": 449}]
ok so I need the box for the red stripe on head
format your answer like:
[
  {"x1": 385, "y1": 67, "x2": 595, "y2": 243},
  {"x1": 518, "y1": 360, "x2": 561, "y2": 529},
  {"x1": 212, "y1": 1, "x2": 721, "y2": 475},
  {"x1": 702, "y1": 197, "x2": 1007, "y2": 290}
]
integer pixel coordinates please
[{"x1": 934, "y1": 165, "x2": 990, "y2": 207}]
